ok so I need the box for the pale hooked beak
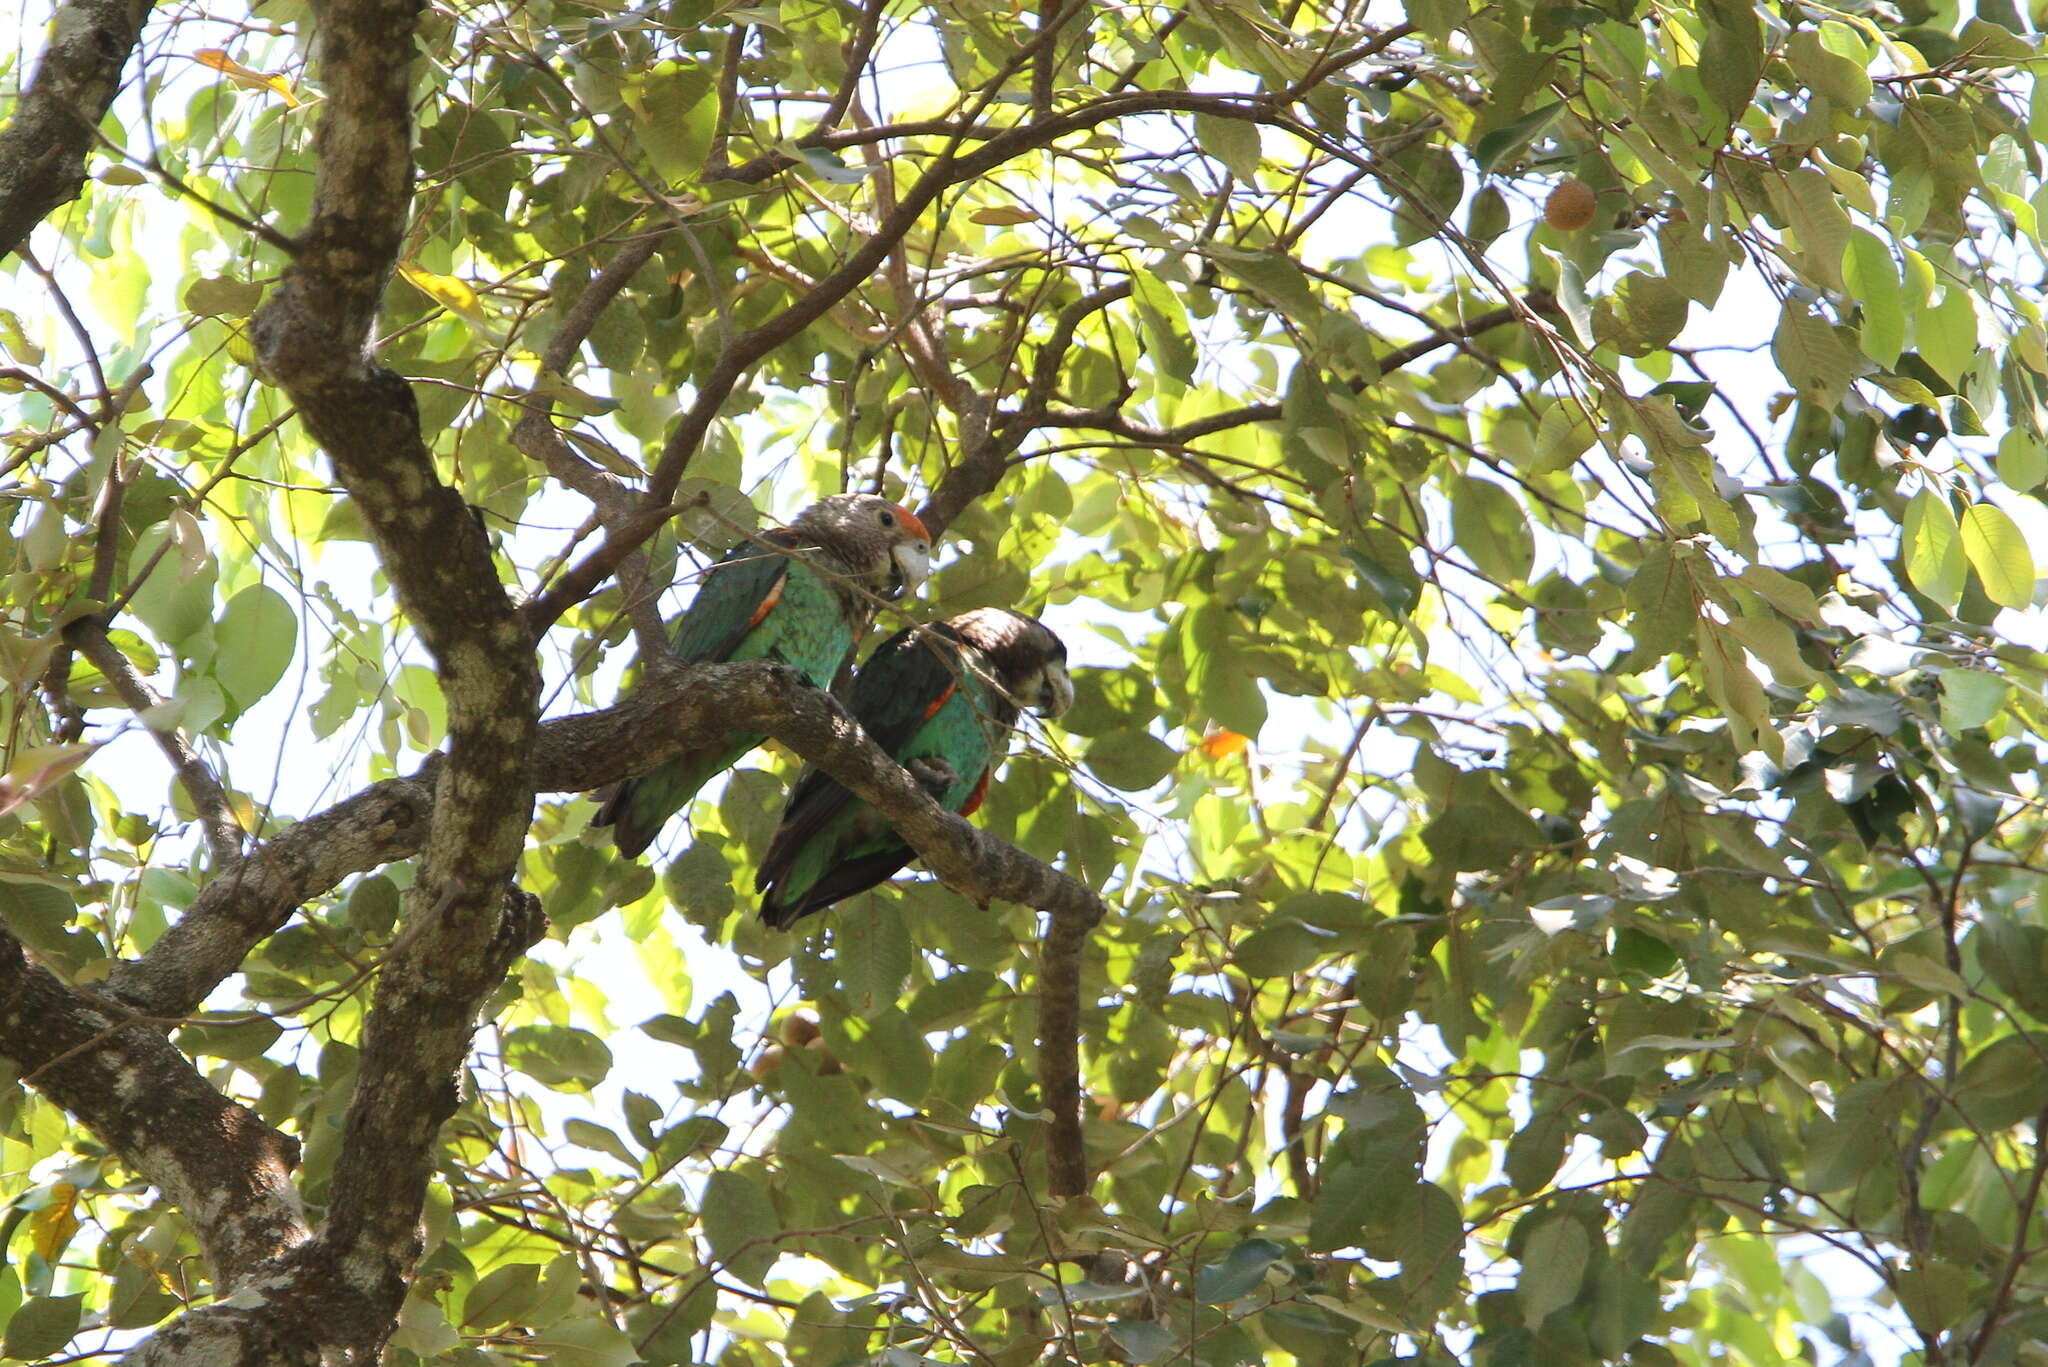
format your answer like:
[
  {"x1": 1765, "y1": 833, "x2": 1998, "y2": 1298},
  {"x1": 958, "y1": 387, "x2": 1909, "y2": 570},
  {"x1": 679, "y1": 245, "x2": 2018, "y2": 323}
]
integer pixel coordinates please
[
  {"x1": 889, "y1": 540, "x2": 931, "y2": 599},
  {"x1": 1035, "y1": 663, "x2": 1075, "y2": 717}
]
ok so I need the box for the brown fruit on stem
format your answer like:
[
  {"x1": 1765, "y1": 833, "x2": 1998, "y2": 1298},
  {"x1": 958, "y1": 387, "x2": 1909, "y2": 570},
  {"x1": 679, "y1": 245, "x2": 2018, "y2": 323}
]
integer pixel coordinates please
[
  {"x1": 748, "y1": 1045, "x2": 787, "y2": 1080},
  {"x1": 778, "y1": 1012, "x2": 821, "y2": 1047},
  {"x1": 804, "y1": 1036, "x2": 843, "y2": 1075},
  {"x1": 1545, "y1": 179, "x2": 1597, "y2": 232}
]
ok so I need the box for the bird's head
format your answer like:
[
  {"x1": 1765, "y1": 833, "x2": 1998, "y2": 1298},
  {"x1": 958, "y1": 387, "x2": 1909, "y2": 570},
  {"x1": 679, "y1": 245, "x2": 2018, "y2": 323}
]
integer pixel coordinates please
[
  {"x1": 951, "y1": 608, "x2": 1075, "y2": 718},
  {"x1": 796, "y1": 494, "x2": 932, "y2": 599}
]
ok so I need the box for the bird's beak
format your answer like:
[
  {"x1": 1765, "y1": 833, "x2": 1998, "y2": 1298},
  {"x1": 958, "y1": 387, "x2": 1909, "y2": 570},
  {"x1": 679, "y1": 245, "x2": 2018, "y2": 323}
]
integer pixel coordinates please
[
  {"x1": 1036, "y1": 664, "x2": 1075, "y2": 718},
  {"x1": 889, "y1": 540, "x2": 931, "y2": 599}
]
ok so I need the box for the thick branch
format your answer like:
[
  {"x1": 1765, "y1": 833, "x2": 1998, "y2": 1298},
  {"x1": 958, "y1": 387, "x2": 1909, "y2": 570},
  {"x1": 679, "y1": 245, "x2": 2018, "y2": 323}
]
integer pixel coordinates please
[
  {"x1": 104, "y1": 771, "x2": 435, "y2": 1018},
  {"x1": 1040, "y1": 906, "x2": 1091, "y2": 1196},
  {"x1": 247, "y1": 0, "x2": 543, "y2": 1353},
  {"x1": 0, "y1": 926, "x2": 306, "y2": 1288},
  {"x1": 0, "y1": 0, "x2": 152, "y2": 260},
  {"x1": 108, "y1": 659, "x2": 1101, "y2": 1024}
]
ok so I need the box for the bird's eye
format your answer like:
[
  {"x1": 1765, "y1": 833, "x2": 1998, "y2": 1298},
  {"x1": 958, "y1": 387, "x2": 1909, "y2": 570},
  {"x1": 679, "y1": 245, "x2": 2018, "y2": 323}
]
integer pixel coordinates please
[{"x1": 879, "y1": 510, "x2": 895, "y2": 526}]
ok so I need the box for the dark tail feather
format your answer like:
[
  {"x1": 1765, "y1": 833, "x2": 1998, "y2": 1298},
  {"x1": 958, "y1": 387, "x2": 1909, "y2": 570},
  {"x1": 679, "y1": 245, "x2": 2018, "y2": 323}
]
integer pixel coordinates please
[
  {"x1": 591, "y1": 780, "x2": 661, "y2": 859},
  {"x1": 758, "y1": 849, "x2": 915, "y2": 930}
]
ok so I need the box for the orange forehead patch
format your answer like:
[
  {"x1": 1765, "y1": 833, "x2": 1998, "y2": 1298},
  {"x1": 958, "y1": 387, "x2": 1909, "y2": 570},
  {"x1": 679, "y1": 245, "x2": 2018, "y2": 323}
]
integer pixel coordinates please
[{"x1": 892, "y1": 505, "x2": 931, "y2": 542}]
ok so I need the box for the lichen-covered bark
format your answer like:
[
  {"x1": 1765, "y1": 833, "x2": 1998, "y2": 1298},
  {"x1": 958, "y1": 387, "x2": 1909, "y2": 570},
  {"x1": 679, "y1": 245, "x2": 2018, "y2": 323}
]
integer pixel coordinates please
[
  {"x1": 0, "y1": 929, "x2": 307, "y2": 1288},
  {"x1": 241, "y1": 0, "x2": 545, "y2": 1355},
  {"x1": 0, "y1": 0, "x2": 152, "y2": 261}
]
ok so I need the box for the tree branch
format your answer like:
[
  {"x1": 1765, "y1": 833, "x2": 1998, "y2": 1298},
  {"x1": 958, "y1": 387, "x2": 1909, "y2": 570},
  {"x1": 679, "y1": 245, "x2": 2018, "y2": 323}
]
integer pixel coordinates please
[
  {"x1": 521, "y1": 91, "x2": 1350, "y2": 630},
  {"x1": 0, "y1": 926, "x2": 307, "y2": 1289},
  {"x1": 510, "y1": 231, "x2": 671, "y2": 656},
  {"x1": 247, "y1": 0, "x2": 543, "y2": 1354},
  {"x1": 1040, "y1": 905, "x2": 1092, "y2": 1196},
  {"x1": 65, "y1": 616, "x2": 246, "y2": 866},
  {"x1": 0, "y1": 0, "x2": 152, "y2": 260},
  {"x1": 107, "y1": 658, "x2": 1101, "y2": 1026}
]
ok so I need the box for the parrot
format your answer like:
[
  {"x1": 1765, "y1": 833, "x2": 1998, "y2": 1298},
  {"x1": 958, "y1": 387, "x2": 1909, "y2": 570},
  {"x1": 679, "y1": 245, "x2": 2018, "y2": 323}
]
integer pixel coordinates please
[
  {"x1": 755, "y1": 607, "x2": 1075, "y2": 928},
  {"x1": 593, "y1": 493, "x2": 933, "y2": 858}
]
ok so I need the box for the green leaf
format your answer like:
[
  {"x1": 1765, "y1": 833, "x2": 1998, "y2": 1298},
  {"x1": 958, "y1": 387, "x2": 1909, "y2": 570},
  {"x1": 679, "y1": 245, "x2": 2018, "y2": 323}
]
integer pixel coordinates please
[
  {"x1": 1385, "y1": 142, "x2": 1464, "y2": 246},
  {"x1": 1903, "y1": 488, "x2": 1965, "y2": 611},
  {"x1": 1787, "y1": 28, "x2": 1871, "y2": 109},
  {"x1": 1233, "y1": 920, "x2": 1332, "y2": 977},
  {"x1": 501, "y1": 1025, "x2": 613, "y2": 1091},
  {"x1": 564, "y1": 1118, "x2": 638, "y2": 1167},
  {"x1": 1772, "y1": 303, "x2": 1860, "y2": 409},
  {"x1": 839, "y1": 901, "x2": 914, "y2": 1014},
  {"x1": 837, "y1": 1006, "x2": 931, "y2": 1104},
  {"x1": 633, "y1": 63, "x2": 714, "y2": 183},
  {"x1": 127, "y1": 519, "x2": 219, "y2": 647},
  {"x1": 1085, "y1": 730, "x2": 1178, "y2": 792},
  {"x1": 1999, "y1": 428, "x2": 2048, "y2": 491},
  {"x1": 1894, "y1": 1262, "x2": 1969, "y2": 1337},
  {"x1": 1505, "y1": 1109, "x2": 1570, "y2": 1194},
  {"x1": 463, "y1": 1262, "x2": 543, "y2": 1330},
  {"x1": 1108, "y1": 1319, "x2": 1181, "y2": 1364},
  {"x1": 3, "y1": 1294, "x2": 82, "y2": 1361},
  {"x1": 527, "y1": 1312, "x2": 642, "y2": 1367},
  {"x1": 1959, "y1": 502, "x2": 2035, "y2": 607},
  {"x1": 1474, "y1": 100, "x2": 1565, "y2": 175},
  {"x1": 1451, "y1": 476, "x2": 1533, "y2": 585},
  {"x1": 1466, "y1": 184, "x2": 1510, "y2": 250},
  {"x1": 1194, "y1": 1237, "x2": 1288, "y2": 1303},
  {"x1": 1518, "y1": 1219, "x2": 1591, "y2": 1323},
  {"x1": 700, "y1": 1170, "x2": 782, "y2": 1287},
  {"x1": 1395, "y1": 1182, "x2": 1465, "y2": 1312},
  {"x1": 1544, "y1": 247, "x2": 1594, "y2": 346},
  {"x1": 794, "y1": 148, "x2": 874, "y2": 183},
  {"x1": 1938, "y1": 669, "x2": 2006, "y2": 732},
  {"x1": 1843, "y1": 229, "x2": 1903, "y2": 367},
  {"x1": 1698, "y1": 0, "x2": 1763, "y2": 119},
  {"x1": 1130, "y1": 270, "x2": 1197, "y2": 385},
  {"x1": 1918, "y1": 287, "x2": 1978, "y2": 385},
  {"x1": 214, "y1": 583, "x2": 298, "y2": 709},
  {"x1": 176, "y1": 1012, "x2": 283, "y2": 1061},
  {"x1": 1196, "y1": 111, "x2": 1262, "y2": 181}
]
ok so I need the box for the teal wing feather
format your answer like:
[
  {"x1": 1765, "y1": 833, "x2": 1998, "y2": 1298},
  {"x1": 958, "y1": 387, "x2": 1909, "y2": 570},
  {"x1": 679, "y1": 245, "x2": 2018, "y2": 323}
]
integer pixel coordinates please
[
  {"x1": 598, "y1": 530, "x2": 840, "y2": 858},
  {"x1": 756, "y1": 623, "x2": 997, "y2": 925},
  {"x1": 666, "y1": 531, "x2": 804, "y2": 663}
]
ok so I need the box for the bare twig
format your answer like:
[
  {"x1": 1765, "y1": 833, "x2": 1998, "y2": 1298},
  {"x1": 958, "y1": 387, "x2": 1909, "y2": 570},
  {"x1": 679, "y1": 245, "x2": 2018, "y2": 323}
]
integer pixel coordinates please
[{"x1": 65, "y1": 617, "x2": 246, "y2": 865}]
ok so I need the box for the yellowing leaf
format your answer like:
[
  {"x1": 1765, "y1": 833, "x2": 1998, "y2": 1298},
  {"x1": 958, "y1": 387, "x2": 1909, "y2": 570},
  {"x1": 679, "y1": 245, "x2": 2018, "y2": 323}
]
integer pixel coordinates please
[
  {"x1": 0, "y1": 744, "x2": 98, "y2": 818},
  {"x1": 192, "y1": 49, "x2": 301, "y2": 107},
  {"x1": 969, "y1": 205, "x2": 1038, "y2": 225},
  {"x1": 1200, "y1": 729, "x2": 1250, "y2": 759},
  {"x1": 221, "y1": 318, "x2": 256, "y2": 367},
  {"x1": 398, "y1": 264, "x2": 488, "y2": 328},
  {"x1": 1902, "y1": 487, "x2": 1964, "y2": 611},
  {"x1": 29, "y1": 1183, "x2": 80, "y2": 1262},
  {"x1": 1960, "y1": 502, "x2": 2036, "y2": 608}
]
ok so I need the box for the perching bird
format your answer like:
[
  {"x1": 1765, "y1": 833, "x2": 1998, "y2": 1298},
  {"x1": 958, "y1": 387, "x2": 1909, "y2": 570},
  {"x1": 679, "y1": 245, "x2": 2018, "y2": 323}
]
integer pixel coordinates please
[
  {"x1": 756, "y1": 607, "x2": 1074, "y2": 928},
  {"x1": 593, "y1": 493, "x2": 933, "y2": 858}
]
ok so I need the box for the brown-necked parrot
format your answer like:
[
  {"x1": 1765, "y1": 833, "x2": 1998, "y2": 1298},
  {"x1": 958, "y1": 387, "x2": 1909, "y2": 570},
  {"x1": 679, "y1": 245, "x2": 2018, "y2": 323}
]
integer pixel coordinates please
[
  {"x1": 756, "y1": 607, "x2": 1074, "y2": 928},
  {"x1": 593, "y1": 493, "x2": 933, "y2": 858}
]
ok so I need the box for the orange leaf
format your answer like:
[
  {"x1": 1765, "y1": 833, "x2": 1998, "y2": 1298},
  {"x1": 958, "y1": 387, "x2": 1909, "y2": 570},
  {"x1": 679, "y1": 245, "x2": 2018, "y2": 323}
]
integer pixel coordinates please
[
  {"x1": 1200, "y1": 729, "x2": 1250, "y2": 759},
  {"x1": 30, "y1": 1182, "x2": 81, "y2": 1262},
  {"x1": 192, "y1": 49, "x2": 301, "y2": 107}
]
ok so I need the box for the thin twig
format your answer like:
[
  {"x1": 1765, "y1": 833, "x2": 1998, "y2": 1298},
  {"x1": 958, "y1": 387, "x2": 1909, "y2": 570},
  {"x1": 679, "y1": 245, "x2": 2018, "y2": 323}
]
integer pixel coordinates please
[{"x1": 64, "y1": 617, "x2": 245, "y2": 866}]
